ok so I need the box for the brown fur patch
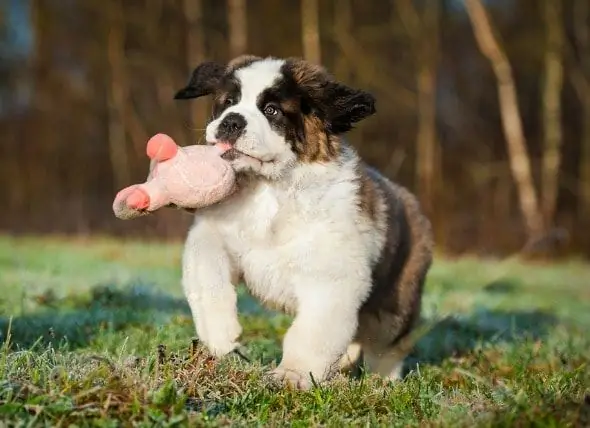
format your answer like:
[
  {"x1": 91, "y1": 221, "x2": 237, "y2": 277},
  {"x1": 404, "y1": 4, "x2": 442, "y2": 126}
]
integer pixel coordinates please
[
  {"x1": 297, "y1": 115, "x2": 340, "y2": 163},
  {"x1": 355, "y1": 163, "x2": 380, "y2": 220},
  {"x1": 214, "y1": 91, "x2": 230, "y2": 106},
  {"x1": 356, "y1": 171, "x2": 433, "y2": 349},
  {"x1": 286, "y1": 58, "x2": 329, "y2": 95},
  {"x1": 279, "y1": 98, "x2": 300, "y2": 115},
  {"x1": 281, "y1": 60, "x2": 338, "y2": 163}
]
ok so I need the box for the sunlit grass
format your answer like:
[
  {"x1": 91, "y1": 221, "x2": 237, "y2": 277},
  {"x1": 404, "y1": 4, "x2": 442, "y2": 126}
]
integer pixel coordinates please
[{"x1": 0, "y1": 235, "x2": 588, "y2": 426}]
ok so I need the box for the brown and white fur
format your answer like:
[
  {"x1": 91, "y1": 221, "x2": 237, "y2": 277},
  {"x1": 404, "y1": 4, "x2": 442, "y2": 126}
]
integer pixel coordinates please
[{"x1": 174, "y1": 55, "x2": 433, "y2": 390}]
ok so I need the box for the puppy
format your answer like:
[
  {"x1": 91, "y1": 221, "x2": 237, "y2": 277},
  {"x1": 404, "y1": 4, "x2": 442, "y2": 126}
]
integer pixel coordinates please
[{"x1": 174, "y1": 55, "x2": 433, "y2": 390}]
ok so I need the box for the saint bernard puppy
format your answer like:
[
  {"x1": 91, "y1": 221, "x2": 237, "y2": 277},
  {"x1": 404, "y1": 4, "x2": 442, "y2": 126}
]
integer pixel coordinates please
[{"x1": 174, "y1": 55, "x2": 433, "y2": 390}]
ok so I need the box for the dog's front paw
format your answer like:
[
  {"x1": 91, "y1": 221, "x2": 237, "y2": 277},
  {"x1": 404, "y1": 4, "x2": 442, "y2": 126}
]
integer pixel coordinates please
[
  {"x1": 205, "y1": 339, "x2": 241, "y2": 359},
  {"x1": 198, "y1": 317, "x2": 243, "y2": 359},
  {"x1": 267, "y1": 366, "x2": 314, "y2": 391},
  {"x1": 218, "y1": 346, "x2": 251, "y2": 364}
]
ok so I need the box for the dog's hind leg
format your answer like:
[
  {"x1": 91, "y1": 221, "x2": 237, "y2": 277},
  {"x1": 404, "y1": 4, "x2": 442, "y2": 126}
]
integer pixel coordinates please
[
  {"x1": 354, "y1": 312, "x2": 418, "y2": 381},
  {"x1": 338, "y1": 342, "x2": 362, "y2": 370},
  {"x1": 361, "y1": 345, "x2": 405, "y2": 381}
]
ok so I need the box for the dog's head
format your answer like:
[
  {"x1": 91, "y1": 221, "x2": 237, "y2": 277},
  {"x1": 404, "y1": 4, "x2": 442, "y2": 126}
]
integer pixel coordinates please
[{"x1": 174, "y1": 55, "x2": 376, "y2": 179}]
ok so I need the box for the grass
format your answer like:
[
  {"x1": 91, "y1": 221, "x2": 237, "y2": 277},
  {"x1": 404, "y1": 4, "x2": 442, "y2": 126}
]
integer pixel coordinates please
[{"x1": 0, "y1": 235, "x2": 588, "y2": 426}]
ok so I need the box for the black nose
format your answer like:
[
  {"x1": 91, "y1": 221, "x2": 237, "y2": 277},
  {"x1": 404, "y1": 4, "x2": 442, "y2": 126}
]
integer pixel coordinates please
[{"x1": 216, "y1": 112, "x2": 246, "y2": 141}]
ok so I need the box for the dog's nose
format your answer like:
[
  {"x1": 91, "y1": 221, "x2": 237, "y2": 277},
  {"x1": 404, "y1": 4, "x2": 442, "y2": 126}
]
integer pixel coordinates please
[{"x1": 216, "y1": 113, "x2": 246, "y2": 142}]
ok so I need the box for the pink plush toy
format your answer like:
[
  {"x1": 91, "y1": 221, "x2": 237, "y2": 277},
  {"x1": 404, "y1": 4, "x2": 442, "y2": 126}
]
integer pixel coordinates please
[{"x1": 113, "y1": 134, "x2": 236, "y2": 220}]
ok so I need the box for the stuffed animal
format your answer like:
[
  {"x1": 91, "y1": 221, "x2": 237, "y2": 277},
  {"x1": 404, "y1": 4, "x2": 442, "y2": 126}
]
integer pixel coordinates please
[{"x1": 113, "y1": 133, "x2": 236, "y2": 220}]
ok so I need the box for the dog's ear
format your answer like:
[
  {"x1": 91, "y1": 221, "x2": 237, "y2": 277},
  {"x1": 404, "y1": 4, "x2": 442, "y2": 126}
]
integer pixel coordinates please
[
  {"x1": 285, "y1": 58, "x2": 376, "y2": 134},
  {"x1": 174, "y1": 61, "x2": 226, "y2": 100},
  {"x1": 322, "y1": 82, "x2": 376, "y2": 134}
]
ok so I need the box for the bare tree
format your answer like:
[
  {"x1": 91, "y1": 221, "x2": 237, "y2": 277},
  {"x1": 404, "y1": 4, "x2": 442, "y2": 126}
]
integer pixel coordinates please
[
  {"x1": 29, "y1": 0, "x2": 54, "y2": 114},
  {"x1": 301, "y1": 0, "x2": 321, "y2": 64},
  {"x1": 464, "y1": 0, "x2": 544, "y2": 239},
  {"x1": 570, "y1": 0, "x2": 590, "y2": 220},
  {"x1": 106, "y1": 0, "x2": 130, "y2": 189},
  {"x1": 396, "y1": 0, "x2": 440, "y2": 218},
  {"x1": 333, "y1": 0, "x2": 352, "y2": 81},
  {"x1": 182, "y1": 0, "x2": 207, "y2": 141},
  {"x1": 541, "y1": 0, "x2": 564, "y2": 227},
  {"x1": 228, "y1": 0, "x2": 248, "y2": 58}
]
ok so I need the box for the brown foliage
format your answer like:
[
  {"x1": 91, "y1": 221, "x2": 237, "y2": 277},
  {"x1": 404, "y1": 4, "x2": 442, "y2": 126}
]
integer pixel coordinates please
[{"x1": 0, "y1": 0, "x2": 589, "y2": 258}]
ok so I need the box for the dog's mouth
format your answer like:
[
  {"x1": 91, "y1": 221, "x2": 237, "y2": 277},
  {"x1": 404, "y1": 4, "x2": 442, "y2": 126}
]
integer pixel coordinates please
[
  {"x1": 220, "y1": 147, "x2": 250, "y2": 161},
  {"x1": 215, "y1": 142, "x2": 264, "y2": 163}
]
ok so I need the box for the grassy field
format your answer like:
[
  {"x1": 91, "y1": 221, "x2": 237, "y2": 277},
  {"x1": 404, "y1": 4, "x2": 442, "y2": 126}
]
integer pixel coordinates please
[{"x1": 0, "y1": 235, "x2": 588, "y2": 426}]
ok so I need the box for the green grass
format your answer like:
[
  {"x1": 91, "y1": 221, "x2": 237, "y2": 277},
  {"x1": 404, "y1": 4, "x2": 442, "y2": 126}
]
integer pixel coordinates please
[{"x1": 0, "y1": 235, "x2": 588, "y2": 426}]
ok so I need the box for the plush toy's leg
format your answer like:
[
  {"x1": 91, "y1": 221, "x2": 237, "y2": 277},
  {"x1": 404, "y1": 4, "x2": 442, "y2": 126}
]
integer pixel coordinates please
[
  {"x1": 113, "y1": 185, "x2": 149, "y2": 220},
  {"x1": 130, "y1": 180, "x2": 170, "y2": 211},
  {"x1": 126, "y1": 188, "x2": 150, "y2": 210},
  {"x1": 182, "y1": 220, "x2": 242, "y2": 358}
]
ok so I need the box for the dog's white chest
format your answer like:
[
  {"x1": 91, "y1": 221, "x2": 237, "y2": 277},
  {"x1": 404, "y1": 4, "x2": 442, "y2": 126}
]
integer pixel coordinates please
[
  {"x1": 206, "y1": 162, "x2": 376, "y2": 314},
  {"x1": 216, "y1": 184, "x2": 327, "y2": 312}
]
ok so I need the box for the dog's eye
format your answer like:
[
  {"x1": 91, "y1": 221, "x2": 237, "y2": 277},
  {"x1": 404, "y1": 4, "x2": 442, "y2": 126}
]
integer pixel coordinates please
[
  {"x1": 224, "y1": 98, "x2": 235, "y2": 107},
  {"x1": 263, "y1": 104, "x2": 279, "y2": 116}
]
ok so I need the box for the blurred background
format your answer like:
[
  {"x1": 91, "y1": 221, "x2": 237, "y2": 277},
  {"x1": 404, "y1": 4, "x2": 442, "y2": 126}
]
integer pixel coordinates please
[{"x1": 1, "y1": 0, "x2": 589, "y2": 258}]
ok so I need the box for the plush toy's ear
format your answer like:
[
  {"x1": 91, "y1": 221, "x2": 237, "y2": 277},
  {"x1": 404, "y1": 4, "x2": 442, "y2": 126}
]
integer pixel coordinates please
[
  {"x1": 322, "y1": 82, "x2": 376, "y2": 134},
  {"x1": 174, "y1": 61, "x2": 226, "y2": 100}
]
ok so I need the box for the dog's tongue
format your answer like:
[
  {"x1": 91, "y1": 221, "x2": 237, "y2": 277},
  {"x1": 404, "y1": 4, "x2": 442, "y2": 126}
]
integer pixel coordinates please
[{"x1": 215, "y1": 142, "x2": 234, "y2": 153}]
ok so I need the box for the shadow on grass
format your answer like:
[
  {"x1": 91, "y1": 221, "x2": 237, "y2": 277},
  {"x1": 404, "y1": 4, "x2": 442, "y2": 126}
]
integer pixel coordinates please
[
  {"x1": 406, "y1": 308, "x2": 558, "y2": 371},
  {"x1": 0, "y1": 279, "x2": 561, "y2": 376},
  {"x1": 0, "y1": 283, "x2": 268, "y2": 350}
]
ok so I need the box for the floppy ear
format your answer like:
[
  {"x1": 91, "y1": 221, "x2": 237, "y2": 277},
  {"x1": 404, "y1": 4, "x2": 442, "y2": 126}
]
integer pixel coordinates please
[
  {"x1": 282, "y1": 57, "x2": 376, "y2": 133},
  {"x1": 174, "y1": 61, "x2": 226, "y2": 100},
  {"x1": 322, "y1": 82, "x2": 376, "y2": 134}
]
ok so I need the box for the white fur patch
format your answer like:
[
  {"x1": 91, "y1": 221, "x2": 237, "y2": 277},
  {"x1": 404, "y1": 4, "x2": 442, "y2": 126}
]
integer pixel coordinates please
[
  {"x1": 235, "y1": 58, "x2": 285, "y2": 104},
  {"x1": 205, "y1": 58, "x2": 295, "y2": 179},
  {"x1": 205, "y1": 58, "x2": 284, "y2": 144}
]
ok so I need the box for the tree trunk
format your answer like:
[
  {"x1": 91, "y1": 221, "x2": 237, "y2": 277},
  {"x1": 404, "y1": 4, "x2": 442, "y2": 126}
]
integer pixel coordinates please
[
  {"x1": 228, "y1": 0, "x2": 248, "y2": 58},
  {"x1": 396, "y1": 0, "x2": 440, "y2": 219},
  {"x1": 333, "y1": 0, "x2": 352, "y2": 82},
  {"x1": 580, "y1": 103, "x2": 590, "y2": 220},
  {"x1": 416, "y1": 0, "x2": 439, "y2": 219},
  {"x1": 464, "y1": 0, "x2": 544, "y2": 239},
  {"x1": 541, "y1": 0, "x2": 564, "y2": 227},
  {"x1": 301, "y1": 0, "x2": 321, "y2": 64},
  {"x1": 106, "y1": 0, "x2": 130, "y2": 189},
  {"x1": 572, "y1": 0, "x2": 590, "y2": 220},
  {"x1": 183, "y1": 0, "x2": 207, "y2": 142}
]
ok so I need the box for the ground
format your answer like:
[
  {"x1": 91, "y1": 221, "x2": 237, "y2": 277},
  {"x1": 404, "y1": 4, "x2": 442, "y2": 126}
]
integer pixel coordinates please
[{"x1": 0, "y1": 235, "x2": 588, "y2": 427}]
